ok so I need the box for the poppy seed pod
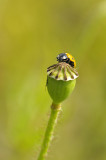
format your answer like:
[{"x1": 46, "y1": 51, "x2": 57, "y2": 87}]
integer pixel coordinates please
[{"x1": 46, "y1": 62, "x2": 79, "y2": 104}]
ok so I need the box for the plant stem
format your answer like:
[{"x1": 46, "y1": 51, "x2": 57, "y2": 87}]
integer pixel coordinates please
[{"x1": 37, "y1": 102, "x2": 61, "y2": 160}]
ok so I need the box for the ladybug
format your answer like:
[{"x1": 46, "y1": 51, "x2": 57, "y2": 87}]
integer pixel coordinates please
[{"x1": 57, "y1": 53, "x2": 76, "y2": 68}]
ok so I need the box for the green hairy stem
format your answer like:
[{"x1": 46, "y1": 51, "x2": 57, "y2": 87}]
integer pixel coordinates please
[{"x1": 37, "y1": 103, "x2": 61, "y2": 160}]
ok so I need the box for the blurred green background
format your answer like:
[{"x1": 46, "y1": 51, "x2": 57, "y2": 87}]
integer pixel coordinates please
[{"x1": 0, "y1": 0, "x2": 106, "y2": 160}]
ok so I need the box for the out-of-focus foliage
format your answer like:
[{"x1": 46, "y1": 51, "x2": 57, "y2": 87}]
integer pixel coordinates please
[{"x1": 0, "y1": 0, "x2": 106, "y2": 160}]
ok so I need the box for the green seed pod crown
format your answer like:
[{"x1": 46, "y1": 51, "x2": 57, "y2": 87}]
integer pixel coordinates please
[{"x1": 46, "y1": 62, "x2": 79, "y2": 104}]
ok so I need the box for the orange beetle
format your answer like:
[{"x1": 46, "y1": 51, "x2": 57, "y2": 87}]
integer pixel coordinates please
[{"x1": 57, "y1": 53, "x2": 76, "y2": 68}]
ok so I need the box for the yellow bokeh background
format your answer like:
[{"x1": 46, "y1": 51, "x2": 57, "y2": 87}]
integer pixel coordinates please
[{"x1": 0, "y1": 0, "x2": 106, "y2": 160}]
